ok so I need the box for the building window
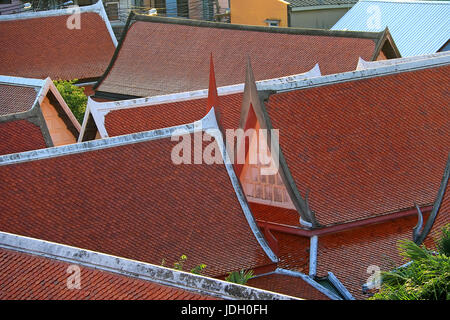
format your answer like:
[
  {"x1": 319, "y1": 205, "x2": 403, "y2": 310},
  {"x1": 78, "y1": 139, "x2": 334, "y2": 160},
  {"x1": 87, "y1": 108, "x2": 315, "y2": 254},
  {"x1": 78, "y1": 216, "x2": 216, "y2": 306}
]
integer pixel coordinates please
[
  {"x1": 239, "y1": 125, "x2": 294, "y2": 208},
  {"x1": 105, "y1": 1, "x2": 119, "y2": 21},
  {"x1": 265, "y1": 19, "x2": 280, "y2": 27}
]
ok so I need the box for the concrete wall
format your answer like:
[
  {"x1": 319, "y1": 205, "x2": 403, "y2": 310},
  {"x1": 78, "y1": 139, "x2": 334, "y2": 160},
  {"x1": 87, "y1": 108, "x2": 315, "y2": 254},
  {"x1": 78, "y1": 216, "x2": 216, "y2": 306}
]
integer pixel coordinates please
[
  {"x1": 290, "y1": 7, "x2": 352, "y2": 29},
  {"x1": 230, "y1": 0, "x2": 289, "y2": 27}
]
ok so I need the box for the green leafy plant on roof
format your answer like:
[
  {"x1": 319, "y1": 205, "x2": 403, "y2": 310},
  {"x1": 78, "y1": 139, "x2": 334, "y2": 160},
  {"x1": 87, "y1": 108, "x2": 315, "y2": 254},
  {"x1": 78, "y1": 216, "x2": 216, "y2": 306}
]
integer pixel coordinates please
[
  {"x1": 53, "y1": 79, "x2": 87, "y2": 125},
  {"x1": 225, "y1": 269, "x2": 254, "y2": 285},
  {"x1": 161, "y1": 254, "x2": 207, "y2": 275},
  {"x1": 370, "y1": 224, "x2": 450, "y2": 300}
]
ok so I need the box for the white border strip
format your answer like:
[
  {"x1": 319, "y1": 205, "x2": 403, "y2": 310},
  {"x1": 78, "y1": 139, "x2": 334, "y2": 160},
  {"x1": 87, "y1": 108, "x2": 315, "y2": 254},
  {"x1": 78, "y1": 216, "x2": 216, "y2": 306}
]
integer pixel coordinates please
[
  {"x1": 356, "y1": 51, "x2": 450, "y2": 70},
  {"x1": 0, "y1": 231, "x2": 297, "y2": 300},
  {"x1": 275, "y1": 53, "x2": 450, "y2": 93},
  {"x1": 81, "y1": 64, "x2": 321, "y2": 141},
  {"x1": 309, "y1": 235, "x2": 318, "y2": 277},
  {"x1": 0, "y1": 110, "x2": 210, "y2": 166},
  {"x1": 0, "y1": 75, "x2": 45, "y2": 88}
]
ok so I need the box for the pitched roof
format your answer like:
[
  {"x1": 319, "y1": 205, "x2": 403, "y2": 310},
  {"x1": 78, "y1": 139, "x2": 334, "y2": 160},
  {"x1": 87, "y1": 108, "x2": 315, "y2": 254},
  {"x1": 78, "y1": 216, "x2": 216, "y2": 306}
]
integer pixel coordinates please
[
  {"x1": 316, "y1": 214, "x2": 423, "y2": 299},
  {"x1": 0, "y1": 110, "x2": 277, "y2": 278},
  {"x1": 355, "y1": 51, "x2": 450, "y2": 70},
  {"x1": 247, "y1": 268, "x2": 336, "y2": 300},
  {"x1": 260, "y1": 55, "x2": 450, "y2": 227},
  {"x1": 0, "y1": 232, "x2": 295, "y2": 300},
  {"x1": 332, "y1": 0, "x2": 450, "y2": 57},
  {"x1": 94, "y1": 13, "x2": 399, "y2": 99},
  {"x1": 0, "y1": 83, "x2": 37, "y2": 116},
  {"x1": 0, "y1": 76, "x2": 80, "y2": 155},
  {"x1": 0, "y1": 120, "x2": 47, "y2": 156},
  {"x1": 0, "y1": 247, "x2": 214, "y2": 300},
  {"x1": 80, "y1": 67, "x2": 321, "y2": 141},
  {"x1": 0, "y1": 2, "x2": 117, "y2": 81}
]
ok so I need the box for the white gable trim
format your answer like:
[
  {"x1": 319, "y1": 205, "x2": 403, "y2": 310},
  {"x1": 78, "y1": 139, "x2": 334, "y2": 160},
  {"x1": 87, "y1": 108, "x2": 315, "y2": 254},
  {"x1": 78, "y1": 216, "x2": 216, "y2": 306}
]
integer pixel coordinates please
[
  {"x1": 82, "y1": 64, "x2": 322, "y2": 140},
  {"x1": 356, "y1": 51, "x2": 450, "y2": 70},
  {"x1": 275, "y1": 53, "x2": 450, "y2": 93}
]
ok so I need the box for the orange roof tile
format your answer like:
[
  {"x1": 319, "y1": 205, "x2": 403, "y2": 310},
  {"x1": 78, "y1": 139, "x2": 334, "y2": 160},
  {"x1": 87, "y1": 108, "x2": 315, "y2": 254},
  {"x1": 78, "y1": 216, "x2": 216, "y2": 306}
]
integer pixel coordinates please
[
  {"x1": 95, "y1": 14, "x2": 397, "y2": 98},
  {"x1": 0, "y1": 247, "x2": 215, "y2": 300},
  {"x1": 248, "y1": 271, "x2": 331, "y2": 300},
  {"x1": 0, "y1": 76, "x2": 80, "y2": 155},
  {"x1": 104, "y1": 93, "x2": 243, "y2": 137},
  {"x1": 0, "y1": 120, "x2": 47, "y2": 155},
  {"x1": 0, "y1": 123, "x2": 275, "y2": 278},
  {"x1": 250, "y1": 203, "x2": 301, "y2": 227},
  {"x1": 0, "y1": 84, "x2": 37, "y2": 116},
  {"x1": 266, "y1": 65, "x2": 450, "y2": 226},
  {"x1": 0, "y1": 4, "x2": 116, "y2": 81},
  {"x1": 316, "y1": 215, "x2": 423, "y2": 299}
]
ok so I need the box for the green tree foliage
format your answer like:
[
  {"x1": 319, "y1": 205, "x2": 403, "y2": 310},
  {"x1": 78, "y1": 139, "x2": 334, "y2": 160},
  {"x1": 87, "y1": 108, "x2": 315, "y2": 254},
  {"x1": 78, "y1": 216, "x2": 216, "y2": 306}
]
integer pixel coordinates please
[
  {"x1": 371, "y1": 224, "x2": 450, "y2": 300},
  {"x1": 225, "y1": 269, "x2": 254, "y2": 285},
  {"x1": 161, "y1": 254, "x2": 207, "y2": 275},
  {"x1": 53, "y1": 79, "x2": 87, "y2": 124}
]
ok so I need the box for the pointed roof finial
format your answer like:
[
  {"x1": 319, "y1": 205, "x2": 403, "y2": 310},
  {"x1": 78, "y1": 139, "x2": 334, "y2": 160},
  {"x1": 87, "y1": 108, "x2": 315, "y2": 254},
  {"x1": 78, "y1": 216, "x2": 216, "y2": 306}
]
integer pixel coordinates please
[{"x1": 207, "y1": 53, "x2": 219, "y2": 114}]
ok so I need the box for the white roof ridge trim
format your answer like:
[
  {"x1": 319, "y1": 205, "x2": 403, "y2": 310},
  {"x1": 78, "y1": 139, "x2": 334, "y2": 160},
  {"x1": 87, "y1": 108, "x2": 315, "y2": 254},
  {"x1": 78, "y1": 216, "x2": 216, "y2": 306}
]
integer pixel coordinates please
[
  {"x1": 84, "y1": 64, "x2": 321, "y2": 140},
  {"x1": 0, "y1": 1, "x2": 117, "y2": 47},
  {"x1": 0, "y1": 108, "x2": 216, "y2": 166},
  {"x1": 357, "y1": 51, "x2": 450, "y2": 70},
  {"x1": 0, "y1": 231, "x2": 298, "y2": 300},
  {"x1": 91, "y1": 64, "x2": 322, "y2": 113},
  {"x1": 276, "y1": 53, "x2": 450, "y2": 93},
  {"x1": 0, "y1": 75, "x2": 46, "y2": 88}
]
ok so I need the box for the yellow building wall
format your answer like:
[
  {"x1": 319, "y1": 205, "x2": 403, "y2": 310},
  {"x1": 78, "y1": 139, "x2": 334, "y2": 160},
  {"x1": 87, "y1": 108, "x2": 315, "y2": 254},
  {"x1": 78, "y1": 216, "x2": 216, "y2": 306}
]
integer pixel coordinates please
[
  {"x1": 40, "y1": 96, "x2": 77, "y2": 146},
  {"x1": 230, "y1": 0, "x2": 289, "y2": 27}
]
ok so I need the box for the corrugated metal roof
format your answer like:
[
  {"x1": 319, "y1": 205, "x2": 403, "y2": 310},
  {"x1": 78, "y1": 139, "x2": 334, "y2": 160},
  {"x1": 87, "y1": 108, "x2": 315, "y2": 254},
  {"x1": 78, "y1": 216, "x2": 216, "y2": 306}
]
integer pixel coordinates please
[
  {"x1": 288, "y1": 0, "x2": 357, "y2": 7},
  {"x1": 331, "y1": 0, "x2": 450, "y2": 57}
]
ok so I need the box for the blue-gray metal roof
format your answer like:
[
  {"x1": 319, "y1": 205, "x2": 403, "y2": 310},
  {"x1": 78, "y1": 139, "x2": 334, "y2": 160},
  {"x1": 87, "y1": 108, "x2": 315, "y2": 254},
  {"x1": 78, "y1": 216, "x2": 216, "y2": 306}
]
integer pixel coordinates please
[
  {"x1": 288, "y1": 0, "x2": 357, "y2": 7},
  {"x1": 331, "y1": 0, "x2": 450, "y2": 57}
]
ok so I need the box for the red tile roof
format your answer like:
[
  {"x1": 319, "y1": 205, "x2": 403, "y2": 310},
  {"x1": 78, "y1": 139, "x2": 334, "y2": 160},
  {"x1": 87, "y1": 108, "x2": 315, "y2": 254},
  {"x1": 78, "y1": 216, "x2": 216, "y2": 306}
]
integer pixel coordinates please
[
  {"x1": 250, "y1": 203, "x2": 300, "y2": 227},
  {"x1": 0, "y1": 247, "x2": 215, "y2": 300},
  {"x1": 266, "y1": 65, "x2": 450, "y2": 226},
  {"x1": 0, "y1": 120, "x2": 47, "y2": 156},
  {"x1": 0, "y1": 11, "x2": 115, "y2": 81},
  {"x1": 95, "y1": 15, "x2": 394, "y2": 98},
  {"x1": 0, "y1": 132, "x2": 274, "y2": 278},
  {"x1": 316, "y1": 215, "x2": 423, "y2": 299},
  {"x1": 271, "y1": 230, "x2": 310, "y2": 272},
  {"x1": 104, "y1": 93, "x2": 243, "y2": 137},
  {"x1": 247, "y1": 272, "x2": 330, "y2": 300},
  {"x1": 0, "y1": 84, "x2": 37, "y2": 116}
]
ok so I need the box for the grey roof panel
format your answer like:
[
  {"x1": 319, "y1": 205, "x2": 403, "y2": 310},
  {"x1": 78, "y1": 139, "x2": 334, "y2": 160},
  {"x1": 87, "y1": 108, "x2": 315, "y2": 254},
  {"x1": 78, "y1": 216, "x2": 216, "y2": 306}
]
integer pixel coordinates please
[{"x1": 332, "y1": 0, "x2": 450, "y2": 57}]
